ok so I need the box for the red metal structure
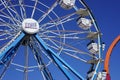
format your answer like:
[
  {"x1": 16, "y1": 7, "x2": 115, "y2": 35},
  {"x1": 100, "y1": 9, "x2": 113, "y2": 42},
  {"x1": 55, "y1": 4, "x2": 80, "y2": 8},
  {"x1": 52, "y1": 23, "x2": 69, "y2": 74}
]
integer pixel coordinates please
[{"x1": 104, "y1": 35, "x2": 120, "y2": 80}]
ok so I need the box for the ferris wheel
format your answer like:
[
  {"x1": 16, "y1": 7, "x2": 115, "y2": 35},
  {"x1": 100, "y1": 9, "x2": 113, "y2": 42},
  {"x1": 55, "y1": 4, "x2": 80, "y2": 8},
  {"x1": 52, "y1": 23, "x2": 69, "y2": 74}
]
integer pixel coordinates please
[{"x1": 0, "y1": 0, "x2": 104, "y2": 80}]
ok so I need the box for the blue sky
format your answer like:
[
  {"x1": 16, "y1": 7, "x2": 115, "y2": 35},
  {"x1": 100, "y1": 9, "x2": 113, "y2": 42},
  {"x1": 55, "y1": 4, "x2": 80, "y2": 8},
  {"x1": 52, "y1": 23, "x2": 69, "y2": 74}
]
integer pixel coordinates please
[
  {"x1": 88, "y1": 0, "x2": 120, "y2": 79},
  {"x1": 0, "y1": 0, "x2": 120, "y2": 80}
]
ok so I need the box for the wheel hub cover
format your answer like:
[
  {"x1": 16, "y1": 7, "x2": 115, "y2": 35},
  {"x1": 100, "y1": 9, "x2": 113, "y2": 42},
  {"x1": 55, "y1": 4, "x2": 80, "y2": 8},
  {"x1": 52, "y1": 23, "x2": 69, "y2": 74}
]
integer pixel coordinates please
[{"x1": 22, "y1": 18, "x2": 39, "y2": 34}]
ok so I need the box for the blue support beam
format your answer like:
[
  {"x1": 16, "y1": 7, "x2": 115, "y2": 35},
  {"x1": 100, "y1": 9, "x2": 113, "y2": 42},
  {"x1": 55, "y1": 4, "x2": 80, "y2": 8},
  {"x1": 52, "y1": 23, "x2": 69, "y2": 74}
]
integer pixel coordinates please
[
  {"x1": 49, "y1": 52, "x2": 74, "y2": 80},
  {"x1": 0, "y1": 32, "x2": 25, "y2": 78},
  {"x1": 0, "y1": 44, "x2": 21, "y2": 78},
  {"x1": 35, "y1": 34, "x2": 85, "y2": 80},
  {"x1": 0, "y1": 32, "x2": 25, "y2": 61}
]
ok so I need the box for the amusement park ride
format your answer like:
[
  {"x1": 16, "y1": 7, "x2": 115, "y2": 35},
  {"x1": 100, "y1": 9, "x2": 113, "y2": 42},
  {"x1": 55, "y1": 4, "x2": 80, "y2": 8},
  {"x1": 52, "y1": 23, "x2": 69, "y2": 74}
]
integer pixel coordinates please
[
  {"x1": 0, "y1": 0, "x2": 114, "y2": 80},
  {"x1": 104, "y1": 35, "x2": 120, "y2": 80}
]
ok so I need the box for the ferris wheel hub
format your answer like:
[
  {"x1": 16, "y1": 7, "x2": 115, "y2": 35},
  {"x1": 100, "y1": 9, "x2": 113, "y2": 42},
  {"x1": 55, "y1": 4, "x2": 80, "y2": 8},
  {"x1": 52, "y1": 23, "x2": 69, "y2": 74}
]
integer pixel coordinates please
[{"x1": 22, "y1": 18, "x2": 39, "y2": 34}]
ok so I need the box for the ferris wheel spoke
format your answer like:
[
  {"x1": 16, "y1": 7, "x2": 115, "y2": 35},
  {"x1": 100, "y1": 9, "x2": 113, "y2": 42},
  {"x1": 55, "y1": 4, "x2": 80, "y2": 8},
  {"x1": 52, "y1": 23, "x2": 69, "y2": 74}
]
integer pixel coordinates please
[
  {"x1": 19, "y1": 0, "x2": 27, "y2": 19},
  {"x1": 57, "y1": 13, "x2": 77, "y2": 24},
  {"x1": 50, "y1": 12, "x2": 76, "y2": 23},
  {"x1": 63, "y1": 51, "x2": 87, "y2": 63},
  {"x1": 41, "y1": 30, "x2": 90, "y2": 40},
  {"x1": 39, "y1": 35, "x2": 63, "y2": 50},
  {"x1": 37, "y1": 0, "x2": 49, "y2": 8},
  {"x1": 37, "y1": 1, "x2": 58, "y2": 23},
  {"x1": 20, "y1": 6, "x2": 25, "y2": 20},
  {"x1": 41, "y1": 34, "x2": 86, "y2": 40},
  {"x1": 44, "y1": 31, "x2": 60, "y2": 37},
  {"x1": 0, "y1": 13, "x2": 21, "y2": 26},
  {"x1": 45, "y1": 38, "x2": 98, "y2": 59},
  {"x1": 0, "y1": 36, "x2": 13, "y2": 41},
  {"x1": 43, "y1": 37, "x2": 61, "y2": 51},
  {"x1": 0, "y1": 13, "x2": 17, "y2": 25},
  {"x1": 0, "y1": 43, "x2": 7, "y2": 49},
  {"x1": 6, "y1": 1, "x2": 23, "y2": 22},
  {"x1": 0, "y1": 31, "x2": 15, "y2": 41},
  {"x1": 0, "y1": 0, "x2": 20, "y2": 25},
  {"x1": 0, "y1": 11, "x2": 21, "y2": 29},
  {"x1": 0, "y1": 22, "x2": 21, "y2": 30},
  {"x1": 0, "y1": 22, "x2": 20, "y2": 32},
  {"x1": 46, "y1": 40, "x2": 98, "y2": 62},
  {"x1": 43, "y1": 18, "x2": 76, "y2": 30},
  {"x1": 40, "y1": 13, "x2": 77, "y2": 30},
  {"x1": 0, "y1": 31, "x2": 12, "y2": 37},
  {"x1": 31, "y1": 0, "x2": 38, "y2": 18}
]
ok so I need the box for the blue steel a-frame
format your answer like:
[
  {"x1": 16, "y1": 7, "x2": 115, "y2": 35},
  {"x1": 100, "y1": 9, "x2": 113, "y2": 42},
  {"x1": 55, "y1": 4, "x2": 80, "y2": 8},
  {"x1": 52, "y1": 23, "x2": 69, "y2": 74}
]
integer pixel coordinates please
[{"x1": 0, "y1": 32, "x2": 85, "y2": 80}]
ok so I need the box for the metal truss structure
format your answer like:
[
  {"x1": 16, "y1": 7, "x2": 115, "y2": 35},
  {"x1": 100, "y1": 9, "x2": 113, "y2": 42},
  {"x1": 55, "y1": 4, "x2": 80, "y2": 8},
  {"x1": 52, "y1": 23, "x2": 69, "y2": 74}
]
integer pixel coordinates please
[{"x1": 0, "y1": 0, "x2": 103, "y2": 80}]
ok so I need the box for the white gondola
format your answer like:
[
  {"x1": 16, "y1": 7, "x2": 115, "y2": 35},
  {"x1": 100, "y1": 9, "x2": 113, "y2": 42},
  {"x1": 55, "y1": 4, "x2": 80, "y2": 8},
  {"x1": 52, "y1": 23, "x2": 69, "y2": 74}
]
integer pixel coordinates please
[
  {"x1": 77, "y1": 17, "x2": 92, "y2": 30},
  {"x1": 96, "y1": 71, "x2": 107, "y2": 80},
  {"x1": 87, "y1": 41, "x2": 98, "y2": 54},
  {"x1": 59, "y1": 0, "x2": 76, "y2": 9},
  {"x1": 87, "y1": 41, "x2": 105, "y2": 54}
]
